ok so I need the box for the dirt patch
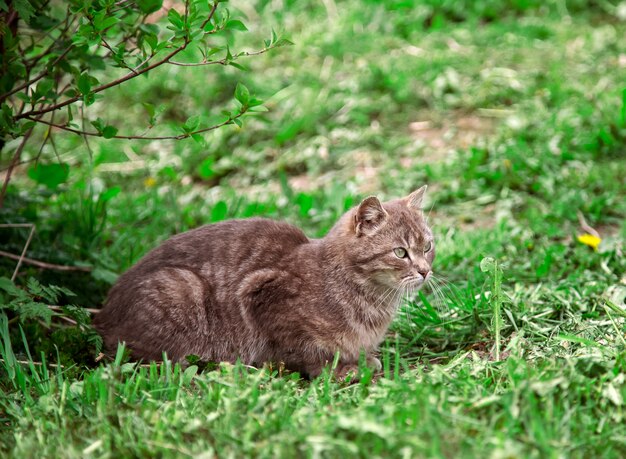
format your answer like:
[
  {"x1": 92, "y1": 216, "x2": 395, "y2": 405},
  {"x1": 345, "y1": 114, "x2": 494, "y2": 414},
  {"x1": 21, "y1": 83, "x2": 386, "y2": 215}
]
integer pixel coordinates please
[
  {"x1": 427, "y1": 203, "x2": 497, "y2": 232},
  {"x1": 288, "y1": 149, "x2": 381, "y2": 194},
  {"x1": 403, "y1": 114, "x2": 498, "y2": 167}
]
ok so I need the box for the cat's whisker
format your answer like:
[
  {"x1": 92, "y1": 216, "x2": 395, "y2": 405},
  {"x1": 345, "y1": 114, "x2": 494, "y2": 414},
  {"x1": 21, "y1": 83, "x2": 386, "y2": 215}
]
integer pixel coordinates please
[
  {"x1": 428, "y1": 274, "x2": 462, "y2": 305},
  {"x1": 392, "y1": 285, "x2": 406, "y2": 311},
  {"x1": 377, "y1": 288, "x2": 395, "y2": 307},
  {"x1": 432, "y1": 284, "x2": 449, "y2": 314},
  {"x1": 424, "y1": 278, "x2": 449, "y2": 317},
  {"x1": 370, "y1": 287, "x2": 396, "y2": 311},
  {"x1": 430, "y1": 278, "x2": 462, "y2": 308}
]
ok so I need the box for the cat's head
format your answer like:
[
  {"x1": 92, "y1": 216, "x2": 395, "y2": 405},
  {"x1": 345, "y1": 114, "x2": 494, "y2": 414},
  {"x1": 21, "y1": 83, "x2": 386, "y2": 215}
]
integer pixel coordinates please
[{"x1": 330, "y1": 186, "x2": 435, "y2": 292}]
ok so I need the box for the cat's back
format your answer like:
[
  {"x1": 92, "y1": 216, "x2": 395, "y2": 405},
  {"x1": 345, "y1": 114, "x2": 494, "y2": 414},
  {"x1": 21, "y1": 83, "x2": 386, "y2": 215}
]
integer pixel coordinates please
[
  {"x1": 95, "y1": 217, "x2": 312, "y2": 360},
  {"x1": 130, "y1": 217, "x2": 309, "y2": 272}
]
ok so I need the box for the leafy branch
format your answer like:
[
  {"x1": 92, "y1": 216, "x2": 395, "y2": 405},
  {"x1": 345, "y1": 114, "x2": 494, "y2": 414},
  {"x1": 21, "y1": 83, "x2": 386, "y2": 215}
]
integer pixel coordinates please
[{"x1": 0, "y1": 0, "x2": 292, "y2": 206}]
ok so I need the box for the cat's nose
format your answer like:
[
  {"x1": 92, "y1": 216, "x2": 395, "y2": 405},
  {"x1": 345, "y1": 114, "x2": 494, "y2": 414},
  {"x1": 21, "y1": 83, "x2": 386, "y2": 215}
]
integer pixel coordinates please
[{"x1": 418, "y1": 270, "x2": 430, "y2": 279}]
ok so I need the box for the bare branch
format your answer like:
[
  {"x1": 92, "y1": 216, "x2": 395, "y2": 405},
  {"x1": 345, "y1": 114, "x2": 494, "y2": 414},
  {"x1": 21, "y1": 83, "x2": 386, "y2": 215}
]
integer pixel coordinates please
[
  {"x1": 0, "y1": 249, "x2": 92, "y2": 273},
  {"x1": 48, "y1": 305, "x2": 100, "y2": 314},
  {"x1": 10, "y1": 224, "x2": 36, "y2": 281},
  {"x1": 0, "y1": 358, "x2": 65, "y2": 368}
]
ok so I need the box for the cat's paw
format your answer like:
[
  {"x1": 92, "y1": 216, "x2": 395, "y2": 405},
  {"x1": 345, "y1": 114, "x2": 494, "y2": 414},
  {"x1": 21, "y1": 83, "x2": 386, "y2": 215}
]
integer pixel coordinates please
[
  {"x1": 335, "y1": 363, "x2": 360, "y2": 382},
  {"x1": 366, "y1": 356, "x2": 382, "y2": 372}
]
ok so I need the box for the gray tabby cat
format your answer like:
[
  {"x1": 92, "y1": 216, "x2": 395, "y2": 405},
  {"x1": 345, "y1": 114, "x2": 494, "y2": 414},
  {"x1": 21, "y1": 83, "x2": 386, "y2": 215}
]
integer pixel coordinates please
[{"x1": 94, "y1": 186, "x2": 435, "y2": 378}]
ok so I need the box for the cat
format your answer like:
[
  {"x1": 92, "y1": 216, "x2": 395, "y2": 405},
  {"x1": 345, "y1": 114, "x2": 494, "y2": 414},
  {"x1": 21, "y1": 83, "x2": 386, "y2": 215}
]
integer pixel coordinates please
[{"x1": 94, "y1": 186, "x2": 435, "y2": 378}]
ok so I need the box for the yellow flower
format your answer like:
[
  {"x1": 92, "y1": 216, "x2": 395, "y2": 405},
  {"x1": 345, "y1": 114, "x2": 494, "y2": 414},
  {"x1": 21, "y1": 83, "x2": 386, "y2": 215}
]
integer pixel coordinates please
[
  {"x1": 144, "y1": 177, "x2": 157, "y2": 188},
  {"x1": 577, "y1": 233, "x2": 601, "y2": 251}
]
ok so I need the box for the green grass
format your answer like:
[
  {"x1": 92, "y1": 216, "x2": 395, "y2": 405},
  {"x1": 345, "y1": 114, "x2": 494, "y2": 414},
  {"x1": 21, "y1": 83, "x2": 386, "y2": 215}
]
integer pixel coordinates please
[{"x1": 1, "y1": 0, "x2": 626, "y2": 457}]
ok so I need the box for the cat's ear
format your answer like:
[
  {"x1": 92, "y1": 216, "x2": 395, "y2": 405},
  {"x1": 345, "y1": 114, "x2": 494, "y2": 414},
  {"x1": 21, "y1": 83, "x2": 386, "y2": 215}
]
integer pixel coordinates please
[
  {"x1": 406, "y1": 185, "x2": 427, "y2": 212},
  {"x1": 354, "y1": 196, "x2": 388, "y2": 236}
]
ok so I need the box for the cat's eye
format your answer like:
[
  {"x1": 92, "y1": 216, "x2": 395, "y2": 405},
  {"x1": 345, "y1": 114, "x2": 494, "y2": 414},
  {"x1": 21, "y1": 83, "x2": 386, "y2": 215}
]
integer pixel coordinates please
[
  {"x1": 424, "y1": 241, "x2": 432, "y2": 253},
  {"x1": 393, "y1": 247, "x2": 408, "y2": 258}
]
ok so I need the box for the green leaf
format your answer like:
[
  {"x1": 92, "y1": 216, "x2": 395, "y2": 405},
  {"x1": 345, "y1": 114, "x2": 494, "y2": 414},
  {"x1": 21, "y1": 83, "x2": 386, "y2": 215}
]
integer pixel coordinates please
[
  {"x1": 14, "y1": 0, "x2": 34, "y2": 22},
  {"x1": 297, "y1": 193, "x2": 314, "y2": 217},
  {"x1": 144, "y1": 33, "x2": 158, "y2": 51},
  {"x1": 26, "y1": 277, "x2": 49, "y2": 301},
  {"x1": 225, "y1": 19, "x2": 247, "y2": 31},
  {"x1": 234, "y1": 83, "x2": 250, "y2": 105},
  {"x1": 93, "y1": 12, "x2": 119, "y2": 32},
  {"x1": 167, "y1": 8, "x2": 184, "y2": 29},
  {"x1": 102, "y1": 125, "x2": 118, "y2": 139},
  {"x1": 197, "y1": 157, "x2": 214, "y2": 179},
  {"x1": 27, "y1": 163, "x2": 70, "y2": 189},
  {"x1": 480, "y1": 257, "x2": 496, "y2": 273},
  {"x1": 183, "y1": 365, "x2": 198, "y2": 385},
  {"x1": 34, "y1": 79, "x2": 54, "y2": 100},
  {"x1": 248, "y1": 97, "x2": 265, "y2": 107},
  {"x1": 210, "y1": 201, "x2": 228, "y2": 222},
  {"x1": 61, "y1": 305, "x2": 91, "y2": 327},
  {"x1": 143, "y1": 103, "x2": 165, "y2": 125},
  {"x1": 228, "y1": 62, "x2": 247, "y2": 71},
  {"x1": 17, "y1": 301, "x2": 53, "y2": 326},
  {"x1": 207, "y1": 47, "x2": 222, "y2": 57},
  {"x1": 143, "y1": 103, "x2": 155, "y2": 118},
  {"x1": 272, "y1": 38, "x2": 294, "y2": 48},
  {"x1": 84, "y1": 92, "x2": 96, "y2": 106},
  {"x1": 77, "y1": 73, "x2": 91, "y2": 95},
  {"x1": 191, "y1": 134, "x2": 207, "y2": 146},
  {"x1": 91, "y1": 118, "x2": 105, "y2": 134},
  {"x1": 0, "y1": 277, "x2": 20, "y2": 296},
  {"x1": 183, "y1": 115, "x2": 201, "y2": 133},
  {"x1": 247, "y1": 105, "x2": 268, "y2": 113},
  {"x1": 91, "y1": 267, "x2": 119, "y2": 285},
  {"x1": 19, "y1": 120, "x2": 35, "y2": 134},
  {"x1": 138, "y1": 0, "x2": 163, "y2": 14},
  {"x1": 101, "y1": 186, "x2": 121, "y2": 202},
  {"x1": 556, "y1": 334, "x2": 602, "y2": 349}
]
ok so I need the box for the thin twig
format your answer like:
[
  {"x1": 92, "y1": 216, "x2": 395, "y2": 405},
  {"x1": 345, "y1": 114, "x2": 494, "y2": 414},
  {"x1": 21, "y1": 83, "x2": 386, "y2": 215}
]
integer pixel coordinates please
[
  {"x1": 25, "y1": 110, "x2": 244, "y2": 140},
  {"x1": 0, "y1": 125, "x2": 36, "y2": 209},
  {"x1": 48, "y1": 305, "x2": 100, "y2": 314},
  {"x1": 11, "y1": 224, "x2": 36, "y2": 281},
  {"x1": 0, "y1": 358, "x2": 65, "y2": 368},
  {"x1": 169, "y1": 47, "x2": 272, "y2": 67},
  {"x1": 0, "y1": 249, "x2": 92, "y2": 272},
  {"x1": 55, "y1": 315, "x2": 78, "y2": 326},
  {"x1": 79, "y1": 103, "x2": 94, "y2": 159}
]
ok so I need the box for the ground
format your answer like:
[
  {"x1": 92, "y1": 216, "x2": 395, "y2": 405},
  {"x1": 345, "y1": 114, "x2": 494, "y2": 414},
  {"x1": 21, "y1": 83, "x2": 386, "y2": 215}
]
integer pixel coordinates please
[{"x1": 1, "y1": 0, "x2": 626, "y2": 457}]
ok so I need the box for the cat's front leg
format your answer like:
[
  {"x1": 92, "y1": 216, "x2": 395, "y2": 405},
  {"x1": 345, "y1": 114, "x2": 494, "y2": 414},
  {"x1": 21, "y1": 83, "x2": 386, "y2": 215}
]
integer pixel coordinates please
[{"x1": 335, "y1": 354, "x2": 381, "y2": 381}]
